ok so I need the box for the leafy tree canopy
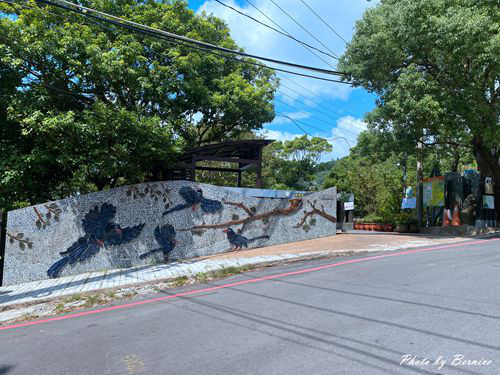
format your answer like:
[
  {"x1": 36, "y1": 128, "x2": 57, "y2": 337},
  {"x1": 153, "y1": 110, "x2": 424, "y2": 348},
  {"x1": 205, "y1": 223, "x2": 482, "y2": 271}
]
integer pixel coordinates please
[
  {"x1": 0, "y1": 0, "x2": 277, "y2": 210},
  {"x1": 263, "y1": 135, "x2": 332, "y2": 191}
]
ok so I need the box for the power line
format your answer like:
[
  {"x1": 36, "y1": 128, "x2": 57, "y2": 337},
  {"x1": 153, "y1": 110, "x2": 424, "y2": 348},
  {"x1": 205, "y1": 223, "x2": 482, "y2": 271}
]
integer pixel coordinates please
[
  {"x1": 242, "y1": 0, "x2": 337, "y2": 69},
  {"x1": 275, "y1": 100, "x2": 359, "y2": 141},
  {"x1": 269, "y1": 0, "x2": 339, "y2": 60},
  {"x1": 34, "y1": 0, "x2": 348, "y2": 78},
  {"x1": 214, "y1": 0, "x2": 337, "y2": 60},
  {"x1": 326, "y1": 136, "x2": 352, "y2": 149},
  {"x1": 4, "y1": 0, "x2": 360, "y2": 144},
  {"x1": 274, "y1": 113, "x2": 355, "y2": 151},
  {"x1": 298, "y1": 0, "x2": 348, "y2": 45},
  {"x1": 276, "y1": 91, "x2": 362, "y2": 138},
  {"x1": 278, "y1": 73, "x2": 363, "y2": 118},
  {"x1": 277, "y1": 87, "x2": 362, "y2": 132},
  {"x1": 14, "y1": 0, "x2": 351, "y2": 83},
  {"x1": 275, "y1": 113, "x2": 312, "y2": 136},
  {"x1": 278, "y1": 82, "x2": 366, "y2": 132},
  {"x1": 275, "y1": 100, "x2": 330, "y2": 135},
  {"x1": 0, "y1": 0, "x2": 353, "y2": 126}
]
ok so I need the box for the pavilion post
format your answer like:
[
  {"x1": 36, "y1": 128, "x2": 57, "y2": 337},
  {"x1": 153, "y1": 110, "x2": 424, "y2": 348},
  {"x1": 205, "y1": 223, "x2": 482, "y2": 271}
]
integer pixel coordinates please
[
  {"x1": 190, "y1": 155, "x2": 196, "y2": 181},
  {"x1": 237, "y1": 163, "x2": 243, "y2": 187},
  {"x1": 256, "y1": 146, "x2": 263, "y2": 188}
]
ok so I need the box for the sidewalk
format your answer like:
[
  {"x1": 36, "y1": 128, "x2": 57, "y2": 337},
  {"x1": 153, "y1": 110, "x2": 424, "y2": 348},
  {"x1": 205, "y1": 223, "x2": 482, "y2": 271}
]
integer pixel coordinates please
[{"x1": 0, "y1": 232, "x2": 468, "y2": 308}]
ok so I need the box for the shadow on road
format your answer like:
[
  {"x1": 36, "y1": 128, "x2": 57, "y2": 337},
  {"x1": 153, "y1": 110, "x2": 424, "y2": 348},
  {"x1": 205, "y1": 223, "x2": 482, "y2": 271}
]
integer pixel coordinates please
[
  {"x1": 155, "y1": 281, "x2": 486, "y2": 375},
  {"x1": 270, "y1": 278, "x2": 500, "y2": 321},
  {"x1": 0, "y1": 365, "x2": 15, "y2": 375}
]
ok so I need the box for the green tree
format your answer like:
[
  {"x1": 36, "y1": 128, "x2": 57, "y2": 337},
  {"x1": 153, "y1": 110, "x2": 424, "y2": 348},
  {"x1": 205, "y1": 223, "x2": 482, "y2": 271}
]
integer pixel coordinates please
[
  {"x1": 0, "y1": 0, "x2": 277, "y2": 210},
  {"x1": 340, "y1": 0, "x2": 500, "y2": 216},
  {"x1": 263, "y1": 135, "x2": 332, "y2": 191}
]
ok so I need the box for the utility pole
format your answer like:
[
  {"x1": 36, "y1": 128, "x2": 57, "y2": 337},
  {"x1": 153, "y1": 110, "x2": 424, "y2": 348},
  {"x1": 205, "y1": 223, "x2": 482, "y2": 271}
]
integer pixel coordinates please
[
  {"x1": 402, "y1": 153, "x2": 408, "y2": 197},
  {"x1": 0, "y1": 210, "x2": 6, "y2": 286},
  {"x1": 416, "y1": 141, "x2": 424, "y2": 226}
]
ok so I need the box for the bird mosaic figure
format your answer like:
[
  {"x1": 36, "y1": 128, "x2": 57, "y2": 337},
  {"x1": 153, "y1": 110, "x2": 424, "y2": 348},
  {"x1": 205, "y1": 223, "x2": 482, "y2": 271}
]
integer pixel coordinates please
[
  {"x1": 47, "y1": 203, "x2": 145, "y2": 278},
  {"x1": 139, "y1": 224, "x2": 178, "y2": 260},
  {"x1": 163, "y1": 186, "x2": 223, "y2": 216},
  {"x1": 223, "y1": 227, "x2": 270, "y2": 251}
]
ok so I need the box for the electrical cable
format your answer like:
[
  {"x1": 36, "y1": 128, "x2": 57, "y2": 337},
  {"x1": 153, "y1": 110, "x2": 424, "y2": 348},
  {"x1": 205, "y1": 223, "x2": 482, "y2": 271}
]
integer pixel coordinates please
[
  {"x1": 3, "y1": 0, "x2": 349, "y2": 83},
  {"x1": 278, "y1": 82, "x2": 366, "y2": 131},
  {"x1": 278, "y1": 74, "x2": 363, "y2": 118},
  {"x1": 269, "y1": 0, "x2": 339, "y2": 59},
  {"x1": 298, "y1": 0, "x2": 348, "y2": 45},
  {"x1": 276, "y1": 92, "x2": 361, "y2": 138},
  {"x1": 214, "y1": 0, "x2": 337, "y2": 60},
  {"x1": 242, "y1": 0, "x2": 338, "y2": 69},
  {"x1": 35, "y1": 0, "x2": 347, "y2": 77},
  {"x1": 275, "y1": 113, "x2": 312, "y2": 136}
]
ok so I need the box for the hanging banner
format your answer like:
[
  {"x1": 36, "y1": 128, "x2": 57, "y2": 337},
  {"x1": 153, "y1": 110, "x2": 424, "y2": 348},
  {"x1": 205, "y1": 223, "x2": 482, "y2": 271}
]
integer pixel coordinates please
[
  {"x1": 423, "y1": 176, "x2": 445, "y2": 207},
  {"x1": 483, "y1": 195, "x2": 495, "y2": 209},
  {"x1": 402, "y1": 197, "x2": 416, "y2": 209}
]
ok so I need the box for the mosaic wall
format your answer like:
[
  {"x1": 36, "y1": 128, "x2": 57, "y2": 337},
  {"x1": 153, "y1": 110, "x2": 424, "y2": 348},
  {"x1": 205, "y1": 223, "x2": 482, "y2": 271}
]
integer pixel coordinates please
[{"x1": 2, "y1": 181, "x2": 337, "y2": 285}]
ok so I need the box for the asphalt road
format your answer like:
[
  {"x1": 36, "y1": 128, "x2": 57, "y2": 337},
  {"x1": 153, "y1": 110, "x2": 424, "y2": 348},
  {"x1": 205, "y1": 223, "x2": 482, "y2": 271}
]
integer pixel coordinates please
[{"x1": 1, "y1": 237, "x2": 500, "y2": 375}]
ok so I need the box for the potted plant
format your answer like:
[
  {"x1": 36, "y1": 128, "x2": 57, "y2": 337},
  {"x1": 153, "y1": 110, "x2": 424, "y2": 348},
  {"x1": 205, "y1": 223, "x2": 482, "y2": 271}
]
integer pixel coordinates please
[
  {"x1": 374, "y1": 217, "x2": 384, "y2": 231},
  {"x1": 364, "y1": 214, "x2": 384, "y2": 231},
  {"x1": 395, "y1": 212, "x2": 409, "y2": 233},
  {"x1": 354, "y1": 218, "x2": 362, "y2": 230},
  {"x1": 381, "y1": 216, "x2": 393, "y2": 232},
  {"x1": 359, "y1": 216, "x2": 371, "y2": 230},
  {"x1": 361, "y1": 219, "x2": 370, "y2": 230}
]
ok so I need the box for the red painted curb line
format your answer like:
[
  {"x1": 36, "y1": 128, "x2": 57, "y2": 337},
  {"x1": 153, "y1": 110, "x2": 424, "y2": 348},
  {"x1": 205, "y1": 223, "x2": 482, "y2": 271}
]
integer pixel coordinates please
[{"x1": 1, "y1": 238, "x2": 498, "y2": 332}]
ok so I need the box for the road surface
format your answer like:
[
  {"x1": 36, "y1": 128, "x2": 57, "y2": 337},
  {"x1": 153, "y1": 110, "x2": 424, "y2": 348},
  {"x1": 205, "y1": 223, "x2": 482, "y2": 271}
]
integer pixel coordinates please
[{"x1": 1, "y1": 237, "x2": 499, "y2": 374}]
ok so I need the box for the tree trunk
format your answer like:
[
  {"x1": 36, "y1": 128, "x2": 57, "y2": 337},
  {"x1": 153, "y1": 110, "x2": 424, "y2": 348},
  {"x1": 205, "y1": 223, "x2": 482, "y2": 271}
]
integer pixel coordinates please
[
  {"x1": 472, "y1": 137, "x2": 500, "y2": 221},
  {"x1": 451, "y1": 151, "x2": 460, "y2": 172}
]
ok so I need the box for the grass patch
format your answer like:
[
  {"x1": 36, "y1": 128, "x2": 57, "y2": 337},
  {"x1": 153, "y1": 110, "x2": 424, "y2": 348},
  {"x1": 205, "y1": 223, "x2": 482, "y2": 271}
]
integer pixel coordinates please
[
  {"x1": 207, "y1": 265, "x2": 256, "y2": 280},
  {"x1": 171, "y1": 276, "x2": 189, "y2": 287},
  {"x1": 55, "y1": 302, "x2": 66, "y2": 314},
  {"x1": 211, "y1": 267, "x2": 241, "y2": 278},
  {"x1": 83, "y1": 294, "x2": 107, "y2": 307},
  {"x1": 195, "y1": 272, "x2": 208, "y2": 283},
  {"x1": 105, "y1": 291, "x2": 117, "y2": 299}
]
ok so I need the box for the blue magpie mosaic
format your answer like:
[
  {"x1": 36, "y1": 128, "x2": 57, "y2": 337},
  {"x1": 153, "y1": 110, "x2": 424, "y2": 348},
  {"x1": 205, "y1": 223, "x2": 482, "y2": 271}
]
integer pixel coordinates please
[
  {"x1": 47, "y1": 203, "x2": 145, "y2": 278},
  {"x1": 163, "y1": 186, "x2": 223, "y2": 215}
]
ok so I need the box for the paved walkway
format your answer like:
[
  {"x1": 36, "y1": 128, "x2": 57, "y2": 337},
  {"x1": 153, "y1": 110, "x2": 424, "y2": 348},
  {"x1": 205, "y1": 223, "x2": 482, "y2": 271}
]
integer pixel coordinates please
[{"x1": 0, "y1": 233, "x2": 467, "y2": 308}]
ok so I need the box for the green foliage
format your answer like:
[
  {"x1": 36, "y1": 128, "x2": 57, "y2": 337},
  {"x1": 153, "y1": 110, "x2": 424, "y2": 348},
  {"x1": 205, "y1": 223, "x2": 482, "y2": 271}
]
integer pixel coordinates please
[
  {"x1": 362, "y1": 214, "x2": 383, "y2": 224},
  {"x1": 0, "y1": 0, "x2": 277, "y2": 210},
  {"x1": 262, "y1": 135, "x2": 332, "y2": 191},
  {"x1": 324, "y1": 147, "x2": 403, "y2": 220},
  {"x1": 171, "y1": 276, "x2": 189, "y2": 287},
  {"x1": 394, "y1": 211, "x2": 417, "y2": 226}
]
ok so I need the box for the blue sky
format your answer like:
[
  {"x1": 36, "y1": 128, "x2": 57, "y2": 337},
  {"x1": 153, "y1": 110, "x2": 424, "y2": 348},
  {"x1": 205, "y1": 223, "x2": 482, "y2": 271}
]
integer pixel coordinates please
[{"x1": 188, "y1": 0, "x2": 378, "y2": 160}]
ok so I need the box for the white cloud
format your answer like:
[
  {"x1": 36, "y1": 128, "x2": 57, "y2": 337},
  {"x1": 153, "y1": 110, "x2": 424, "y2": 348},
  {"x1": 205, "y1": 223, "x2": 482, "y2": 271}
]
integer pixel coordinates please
[{"x1": 198, "y1": 0, "x2": 375, "y2": 103}]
